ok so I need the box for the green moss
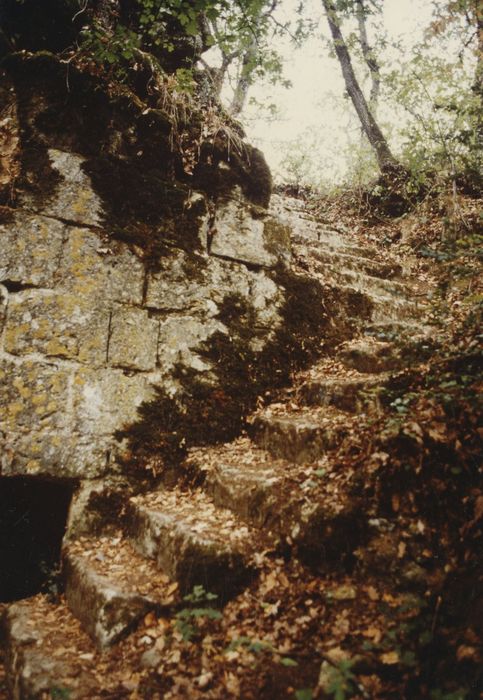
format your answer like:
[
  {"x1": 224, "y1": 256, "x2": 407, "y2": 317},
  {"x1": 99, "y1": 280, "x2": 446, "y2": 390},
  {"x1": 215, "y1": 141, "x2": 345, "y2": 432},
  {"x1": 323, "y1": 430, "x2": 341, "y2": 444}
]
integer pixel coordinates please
[{"x1": 263, "y1": 219, "x2": 291, "y2": 259}]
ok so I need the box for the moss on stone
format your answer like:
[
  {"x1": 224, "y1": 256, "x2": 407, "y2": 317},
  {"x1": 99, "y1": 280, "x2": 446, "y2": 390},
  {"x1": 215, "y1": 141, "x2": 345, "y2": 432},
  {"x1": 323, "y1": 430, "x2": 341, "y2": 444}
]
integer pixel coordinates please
[{"x1": 263, "y1": 219, "x2": 291, "y2": 258}]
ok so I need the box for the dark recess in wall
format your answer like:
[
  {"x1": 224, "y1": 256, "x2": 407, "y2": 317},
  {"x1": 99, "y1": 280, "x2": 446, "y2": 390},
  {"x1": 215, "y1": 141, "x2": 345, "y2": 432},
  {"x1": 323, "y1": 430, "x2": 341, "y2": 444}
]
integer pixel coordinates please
[{"x1": 0, "y1": 477, "x2": 75, "y2": 602}]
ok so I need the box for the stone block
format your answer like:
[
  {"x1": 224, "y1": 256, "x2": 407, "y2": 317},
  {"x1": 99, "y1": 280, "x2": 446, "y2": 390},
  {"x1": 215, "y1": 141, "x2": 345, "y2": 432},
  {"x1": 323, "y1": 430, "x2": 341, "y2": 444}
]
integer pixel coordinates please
[
  {"x1": 57, "y1": 226, "x2": 144, "y2": 304},
  {"x1": 3, "y1": 290, "x2": 109, "y2": 366},
  {"x1": 0, "y1": 211, "x2": 64, "y2": 288},
  {"x1": 29, "y1": 149, "x2": 103, "y2": 227},
  {"x1": 0, "y1": 359, "x2": 158, "y2": 478},
  {"x1": 71, "y1": 367, "x2": 154, "y2": 441},
  {"x1": 145, "y1": 251, "x2": 250, "y2": 314},
  {"x1": 63, "y1": 551, "x2": 155, "y2": 649},
  {"x1": 210, "y1": 189, "x2": 291, "y2": 268},
  {"x1": 157, "y1": 315, "x2": 227, "y2": 374},
  {"x1": 250, "y1": 271, "x2": 284, "y2": 328},
  {"x1": 0, "y1": 359, "x2": 71, "y2": 476},
  {"x1": 108, "y1": 307, "x2": 159, "y2": 371}
]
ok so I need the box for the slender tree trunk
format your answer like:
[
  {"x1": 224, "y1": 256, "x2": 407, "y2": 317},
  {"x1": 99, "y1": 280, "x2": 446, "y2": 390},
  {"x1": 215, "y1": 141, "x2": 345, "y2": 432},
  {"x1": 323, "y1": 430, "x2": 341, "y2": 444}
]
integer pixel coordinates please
[
  {"x1": 322, "y1": 0, "x2": 399, "y2": 172},
  {"x1": 355, "y1": 0, "x2": 380, "y2": 114},
  {"x1": 473, "y1": 1, "x2": 483, "y2": 138},
  {"x1": 229, "y1": 35, "x2": 258, "y2": 116}
]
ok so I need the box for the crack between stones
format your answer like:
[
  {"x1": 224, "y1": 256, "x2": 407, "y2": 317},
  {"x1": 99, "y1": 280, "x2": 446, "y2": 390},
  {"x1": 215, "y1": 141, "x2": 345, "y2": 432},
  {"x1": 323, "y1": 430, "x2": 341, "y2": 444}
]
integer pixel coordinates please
[
  {"x1": 105, "y1": 310, "x2": 113, "y2": 365},
  {"x1": 209, "y1": 251, "x2": 266, "y2": 272}
]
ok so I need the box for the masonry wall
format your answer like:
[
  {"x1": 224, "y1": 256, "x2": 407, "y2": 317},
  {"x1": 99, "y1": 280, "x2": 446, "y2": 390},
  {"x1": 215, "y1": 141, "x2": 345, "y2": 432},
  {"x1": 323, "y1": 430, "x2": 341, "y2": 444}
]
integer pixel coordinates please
[{"x1": 0, "y1": 143, "x2": 290, "y2": 480}]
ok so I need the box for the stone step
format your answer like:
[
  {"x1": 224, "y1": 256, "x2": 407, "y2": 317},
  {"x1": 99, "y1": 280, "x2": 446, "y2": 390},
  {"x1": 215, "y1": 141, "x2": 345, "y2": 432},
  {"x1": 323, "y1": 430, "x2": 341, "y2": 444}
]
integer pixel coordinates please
[
  {"x1": 298, "y1": 372, "x2": 388, "y2": 412},
  {"x1": 188, "y1": 438, "x2": 285, "y2": 532},
  {"x1": 364, "y1": 320, "x2": 432, "y2": 341},
  {"x1": 323, "y1": 278, "x2": 426, "y2": 324},
  {"x1": 320, "y1": 266, "x2": 415, "y2": 300},
  {"x1": 126, "y1": 488, "x2": 256, "y2": 597},
  {"x1": 308, "y1": 247, "x2": 403, "y2": 280},
  {"x1": 338, "y1": 337, "x2": 405, "y2": 373},
  {"x1": 292, "y1": 232, "x2": 377, "y2": 260},
  {"x1": 188, "y1": 438, "x2": 365, "y2": 561},
  {"x1": 249, "y1": 405, "x2": 350, "y2": 463},
  {"x1": 333, "y1": 282, "x2": 427, "y2": 323},
  {"x1": 63, "y1": 535, "x2": 179, "y2": 648},
  {"x1": 2, "y1": 595, "x2": 103, "y2": 699}
]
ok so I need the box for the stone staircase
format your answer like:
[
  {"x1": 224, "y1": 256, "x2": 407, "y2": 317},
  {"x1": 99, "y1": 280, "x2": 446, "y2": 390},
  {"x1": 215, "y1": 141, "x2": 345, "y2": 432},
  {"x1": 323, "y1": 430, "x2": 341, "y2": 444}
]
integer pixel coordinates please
[{"x1": 0, "y1": 195, "x2": 435, "y2": 699}]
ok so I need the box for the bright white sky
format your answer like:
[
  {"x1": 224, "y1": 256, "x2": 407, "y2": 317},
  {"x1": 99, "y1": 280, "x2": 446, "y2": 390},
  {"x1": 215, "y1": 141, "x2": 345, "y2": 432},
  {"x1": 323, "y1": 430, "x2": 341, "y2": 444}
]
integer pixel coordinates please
[{"x1": 230, "y1": 0, "x2": 435, "y2": 184}]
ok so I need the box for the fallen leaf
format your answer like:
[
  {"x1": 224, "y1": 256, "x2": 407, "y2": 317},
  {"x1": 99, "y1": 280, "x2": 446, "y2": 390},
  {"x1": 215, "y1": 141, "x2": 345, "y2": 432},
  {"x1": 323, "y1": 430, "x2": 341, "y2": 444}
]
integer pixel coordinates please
[
  {"x1": 381, "y1": 651, "x2": 399, "y2": 665},
  {"x1": 326, "y1": 646, "x2": 351, "y2": 663},
  {"x1": 366, "y1": 586, "x2": 380, "y2": 601},
  {"x1": 456, "y1": 645, "x2": 479, "y2": 662},
  {"x1": 143, "y1": 612, "x2": 157, "y2": 627},
  {"x1": 363, "y1": 627, "x2": 382, "y2": 644},
  {"x1": 329, "y1": 585, "x2": 356, "y2": 601}
]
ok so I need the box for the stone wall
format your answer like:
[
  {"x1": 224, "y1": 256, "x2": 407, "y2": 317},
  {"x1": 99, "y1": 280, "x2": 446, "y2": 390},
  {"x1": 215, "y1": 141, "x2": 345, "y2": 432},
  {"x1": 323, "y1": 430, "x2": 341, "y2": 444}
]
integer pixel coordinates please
[{"x1": 0, "y1": 146, "x2": 290, "y2": 481}]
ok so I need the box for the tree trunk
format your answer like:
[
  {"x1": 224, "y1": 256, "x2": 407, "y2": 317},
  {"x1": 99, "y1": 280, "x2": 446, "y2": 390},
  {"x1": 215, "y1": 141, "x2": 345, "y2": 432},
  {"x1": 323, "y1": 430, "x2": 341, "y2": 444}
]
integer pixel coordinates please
[
  {"x1": 229, "y1": 35, "x2": 258, "y2": 117},
  {"x1": 355, "y1": 0, "x2": 380, "y2": 114},
  {"x1": 472, "y1": 1, "x2": 483, "y2": 138},
  {"x1": 321, "y1": 0, "x2": 399, "y2": 172}
]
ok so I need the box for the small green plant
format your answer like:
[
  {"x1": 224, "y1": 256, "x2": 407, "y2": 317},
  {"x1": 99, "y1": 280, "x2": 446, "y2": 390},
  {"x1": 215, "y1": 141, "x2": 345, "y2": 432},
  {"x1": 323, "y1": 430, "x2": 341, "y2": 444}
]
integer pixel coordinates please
[
  {"x1": 430, "y1": 690, "x2": 468, "y2": 700},
  {"x1": 295, "y1": 690, "x2": 313, "y2": 700},
  {"x1": 390, "y1": 392, "x2": 417, "y2": 414},
  {"x1": 50, "y1": 687, "x2": 71, "y2": 700},
  {"x1": 174, "y1": 585, "x2": 222, "y2": 641},
  {"x1": 326, "y1": 660, "x2": 356, "y2": 700},
  {"x1": 226, "y1": 636, "x2": 274, "y2": 654},
  {"x1": 226, "y1": 636, "x2": 297, "y2": 667}
]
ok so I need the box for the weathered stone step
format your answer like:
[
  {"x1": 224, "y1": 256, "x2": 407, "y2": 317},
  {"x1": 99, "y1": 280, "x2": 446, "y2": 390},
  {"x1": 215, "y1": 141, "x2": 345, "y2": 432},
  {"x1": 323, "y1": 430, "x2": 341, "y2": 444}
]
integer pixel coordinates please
[
  {"x1": 292, "y1": 232, "x2": 377, "y2": 260},
  {"x1": 298, "y1": 372, "x2": 388, "y2": 412},
  {"x1": 338, "y1": 337, "x2": 405, "y2": 373},
  {"x1": 63, "y1": 535, "x2": 179, "y2": 648},
  {"x1": 308, "y1": 247, "x2": 403, "y2": 280},
  {"x1": 320, "y1": 266, "x2": 415, "y2": 300},
  {"x1": 3, "y1": 595, "x2": 103, "y2": 699},
  {"x1": 188, "y1": 438, "x2": 364, "y2": 560},
  {"x1": 249, "y1": 405, "x2": 350, "y2": 463},
  {"x1": 364, "y1": 320, "x2": 433, "y2": 340},
  {"x1": 126, "y1": 488, "x2": 256, "y2": 597},
  {"x1": 188, "y1": 438, "x2": 285, "y2": 532},
  {"x1": 330, "y1": 282, "x2": 427, "y2": 323}
]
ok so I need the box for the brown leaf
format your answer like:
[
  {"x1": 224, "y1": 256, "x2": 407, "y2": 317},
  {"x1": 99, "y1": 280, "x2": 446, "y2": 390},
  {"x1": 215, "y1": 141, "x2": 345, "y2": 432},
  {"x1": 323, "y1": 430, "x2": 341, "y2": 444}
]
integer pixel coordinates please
[
  {"x1": 363, "y1": 627, "x2": 382, "y2": 644},
  {"x1": 381, "y1": 651, "x2": 399, "y2": 665},
  {"x1": 366, "y1": 586, "x2": 380, "y2": 601}
]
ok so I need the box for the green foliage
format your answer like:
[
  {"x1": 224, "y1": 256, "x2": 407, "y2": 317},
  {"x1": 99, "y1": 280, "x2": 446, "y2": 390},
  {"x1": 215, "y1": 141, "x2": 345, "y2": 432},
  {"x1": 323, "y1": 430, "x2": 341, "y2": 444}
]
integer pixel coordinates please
[
  {"x1": 175, "y1": 585, "x2": 222, "y2": 641},
  {"x1": 326, "y1": 659, "x2": 356, "y2": 700},
  {"x1": 226, "y1": 636, "x2": 275, "y2": 654},
  {"x1": 50, "y1": 688, "x2": 71, "y2": 700},
  {"x1": 295, "y1": 690, "x2": 313, "y2": 700},
  {"x1": 430, "y1": 691, "x2": 468, "y2": 700},
  {"x1": 386, "y1": 32, "x2": 482, "y2": 192},
  {"x1": 226, "y1": 636, "x2": 298, "y2": 669},
  {"x1": 79, "y1": 21, "x2": 140, "y2": 77}
]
